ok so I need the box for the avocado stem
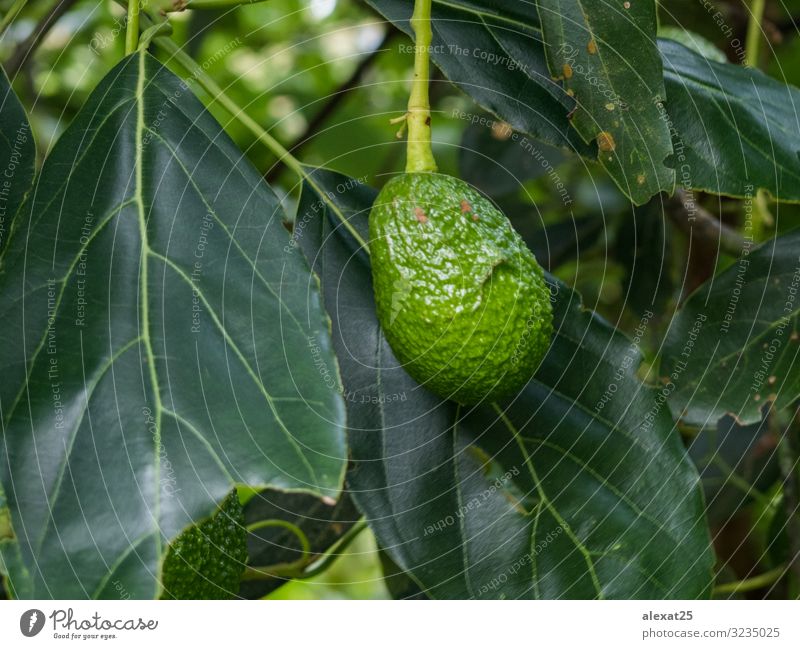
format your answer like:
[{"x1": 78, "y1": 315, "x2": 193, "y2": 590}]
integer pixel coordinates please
[
  {"x1": 406, "y1": 0, "x2": 438, "y2": 173},
  {"x1": 125, "y1": 0, "x2": 141, "y2": 54},
  {"x1": 745, "y1": 0, "x2": 766, "y2": 68}
]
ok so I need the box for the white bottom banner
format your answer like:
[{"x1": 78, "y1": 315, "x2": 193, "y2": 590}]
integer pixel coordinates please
[{"x1": 0, "y1": 600, "x2": 798, "y2": 648}]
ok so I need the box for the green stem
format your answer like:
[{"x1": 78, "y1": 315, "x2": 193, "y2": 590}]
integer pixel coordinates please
[
  {"x1": 184, "y1": 0, "x2": 270, "y2": 8},
  {"x1": 708, "y1": 454, "x2": 771, "y2": 509},
  {"x1": 405, "y1": 0, "x2": 437, "y2": 173},
  {"x1": 0, "y1": 0, "x2": 28, "y2": 37},
  {"x1": 246, "y1": 519, "x2": 312, "y2": 556},
  {"x1": 242, "y1": 557, "x2": 308, "y2": 580},
  {"x1": 713, "y1": 564, "x2": 787, "y2": 595},
  {"x1": 152, "y1": 0, "x2": 273, "y2": 11},
  {"x1": 241, "y1": 519, "x2": 313, "y2": 580},
  {"x1": 138, "y1": 17, "x2": 172, "y2": 49},
  {"x1": 297, "y1": 519, "x2": 368, "y2": 579},
  {"x1": 153, "y1": 35, "x2": 369, "y2": 253},
  {"x1": 745, "y1": 0, "x2": 766, "y2": 68},
  {"x1": 242, "y1": 519, "x2": 368, "y2": 581},
  {"x1": 125, "y1": 0, "x2": 141, "y2": 55}
]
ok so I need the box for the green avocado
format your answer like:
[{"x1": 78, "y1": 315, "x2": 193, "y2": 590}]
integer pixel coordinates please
[
  {"x1": 369, "y1": 172, "x2": 553, "y2": 404},
  {"x1": 160, "y1": 491, "x2": 247, "y2": 599}
]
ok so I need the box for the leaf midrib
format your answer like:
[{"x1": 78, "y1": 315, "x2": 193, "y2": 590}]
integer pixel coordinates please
[
  {"x1": 134, "y1": 48, "x2": 165, "y2": 563},
  {"x1": 150, "y1": 251, "x2": 320, "y2": 485}
]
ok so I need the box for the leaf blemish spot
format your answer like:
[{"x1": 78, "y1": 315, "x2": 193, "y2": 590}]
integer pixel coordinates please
[
  {"x1": 491, "y1": 121, "x2": 513, "y2": 140},
  {"x1": 414, "y1": 207, "x2": 428, "y2": 223},
  {"x1": 563, "y1": 63, "x2": 573, "y2": 79},
  {"x1": 597, "y1": 131, "x2": 616, "y2": 152},
  {"x1": 587, "y1": 39, "x2": 598, "y2": 55}
]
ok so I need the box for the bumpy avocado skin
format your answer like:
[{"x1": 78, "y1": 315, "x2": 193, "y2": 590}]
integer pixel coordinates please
[
  {"x1": 369, "y1": 172, "x2": 553, "y2": 404},
  {"x1": 160, "y1": 491, "x2": 247, "y2": 599}
]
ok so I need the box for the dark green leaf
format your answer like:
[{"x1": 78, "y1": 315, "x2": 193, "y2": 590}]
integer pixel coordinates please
[
  {"x1": 458, "y1": 115, "x2": 566, "y2": 199},
  {"x1": 511, "y1": 210, "x2": 604, "y2": 272},
  {"x1": 0, "y1": 52, "x2": 346, "y2": 599},
  {"x1": 536, "y1": 0, "x2": 675, "y2": 203},
  {"x1": 663, "y1": 229, "x2": 800, "y2": 428},
  {"x1": 659, "y1": 39, "x2": 800, "y2": 202},
  {"x1": 0, "y1": 65, "x2": 35, "y2": 254},
  {"x1": 0, "y1": 66, "x2": 33, "y2": 591},
  {"x1": 378, "y1": 549, "x2": 427, "y2": 600},
  {"x1": 369, "y1": 0, "x2": 800, "y2": 202},
  {"x1": 298, "y1": 167, "x2": 713, "y2": 599},
  {"x1": 615, "y1": 197, "x2": 674, "y2": 315},
  {"x1": 688, "y1": 414, "x2": 778, "y2": 526},
  {"x1": 657, "y1": 28, "x2": 727, "y2": 64}
]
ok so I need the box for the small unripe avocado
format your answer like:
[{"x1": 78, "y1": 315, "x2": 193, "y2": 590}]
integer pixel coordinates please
[
  {"x1": 369, "y1": 172, "x2": 553, "y2": 404},
  {"x1": 160, "y1": 491, "x2": 247, "y2": 599}
]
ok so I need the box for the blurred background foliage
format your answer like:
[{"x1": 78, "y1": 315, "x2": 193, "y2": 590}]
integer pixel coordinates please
[{"x1": 2, "y1": 0, "x2": 800, "y2": 598}]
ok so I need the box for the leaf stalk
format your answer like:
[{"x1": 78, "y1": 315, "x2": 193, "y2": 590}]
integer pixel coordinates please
[
  {"x1": 242, "y1": 519, "x2": 368, "y2": 581},
  {"x1": 745, "y1": 0, "x2": 766, "y2": 68},
  {"x1": 125, "y1": 0, "x2": 141, "y2": 55},
  {"x1": 713, "y1": 564, "x2": 787, "y2": 595}
]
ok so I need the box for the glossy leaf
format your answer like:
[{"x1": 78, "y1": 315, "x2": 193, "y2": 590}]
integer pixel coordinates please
[
  {"x1": 663, "y1": 229, "x2": 800, "y2": 428},
  {"x1": 458, "y1": 115, "x2": 566, "y2": 199},
  {"x1": 0, "y1": 51, "x2": 346, "y2": 599},
  {"x1": 0, "y1": 66, "x2": 35, "y2": 592},
  {"x1": 369, "y1": 0, "x2": 800, "y2": 202},
  {"x1": 298, "y1": 167, "x2": 714, "y2": 599},
  {"x1": 659, "y1": 39, "x2": 800, "y2": 202},
  {"x1": 0, "y1": 65, "x2": 35, "y2": 254},
  {"x1": 657, "y1": 29, "x2": 727, "y2": 64},
  {"x1": 379, "y1": 549, "x2": 427, "y2": 600},
  {"x1": 516, "y1": 213, "x2": 603, "y2": 273},
  {"x1": 688, "y1": 414, "x2": 778, "y2": 526},
  {"x1": 615, "y1": 197, "x2": 674, "y2": 315},
  {"x1": 537, "y1": 0, "x2": 675, "y2": 203}
]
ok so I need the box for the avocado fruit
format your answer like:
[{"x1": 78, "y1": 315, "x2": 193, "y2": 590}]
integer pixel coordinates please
[
  {"x1": 369, "y1": 172, "x2": 553, "y2": 404},
  {"x1": 160, "y1": 491, "x2": 247, "y2": 599}
]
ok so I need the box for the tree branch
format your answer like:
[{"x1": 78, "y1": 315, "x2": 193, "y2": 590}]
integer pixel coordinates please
[
  {"x1": 265, "y1": 28, "x2": 396, "y2": 183},
  {"x1": 4, "y1": 0, "x2": 80, "y2": 77},
  {"x1": 666, "y1": 189, "x2": 746, "y2": 258}
]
